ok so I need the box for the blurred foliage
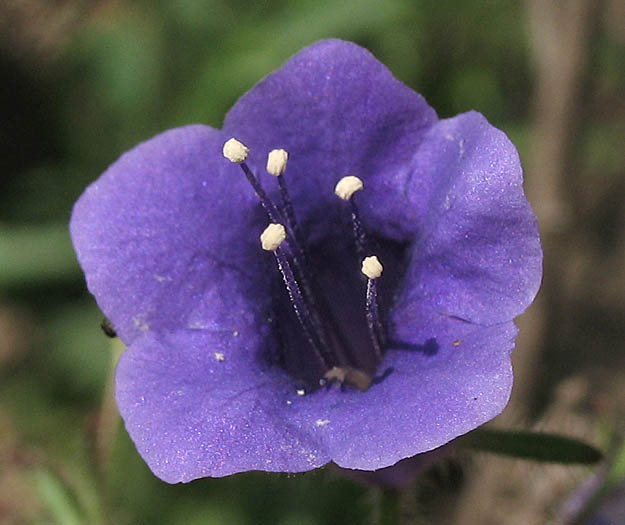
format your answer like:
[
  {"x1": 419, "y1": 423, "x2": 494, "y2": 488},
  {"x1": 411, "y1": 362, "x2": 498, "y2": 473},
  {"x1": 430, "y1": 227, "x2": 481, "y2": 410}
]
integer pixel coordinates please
[{"x1": 0, "y1": 0, "x2": 624, "y2": 523}]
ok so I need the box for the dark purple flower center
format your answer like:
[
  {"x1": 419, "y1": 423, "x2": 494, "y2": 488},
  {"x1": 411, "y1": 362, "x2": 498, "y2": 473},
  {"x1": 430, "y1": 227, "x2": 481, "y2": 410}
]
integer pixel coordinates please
[
  {"x1": 271, "y1": 232, "x2": 409, "y2": 392},
  {"x1": 223, "y1": 138, "x2": 409, "y2": 393}
]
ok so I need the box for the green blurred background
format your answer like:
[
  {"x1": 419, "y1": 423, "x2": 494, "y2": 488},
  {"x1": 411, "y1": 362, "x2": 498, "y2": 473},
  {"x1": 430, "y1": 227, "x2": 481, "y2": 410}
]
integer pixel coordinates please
[{"x1": 1, "y1": 1, "x2": 624, "y2": 523}]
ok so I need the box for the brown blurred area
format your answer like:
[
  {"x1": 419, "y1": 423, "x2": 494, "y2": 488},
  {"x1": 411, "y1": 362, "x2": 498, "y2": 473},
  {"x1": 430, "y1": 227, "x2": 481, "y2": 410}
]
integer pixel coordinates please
[{"x1": 456, "y1": 1, "x2": 625, "y2": 523}]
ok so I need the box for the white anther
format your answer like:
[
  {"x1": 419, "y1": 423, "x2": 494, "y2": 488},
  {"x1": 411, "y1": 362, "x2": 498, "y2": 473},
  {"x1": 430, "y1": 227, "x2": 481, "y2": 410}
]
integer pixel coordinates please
[
  {"x1": 361, "y1": 255, "x2": 383, "y2": 279},
  {"x1": 266, "y1": 149, "x2": 289, "y2": 176},
  {"x1": 296, "y1": 389, "x2": 306, "y2": 396},
  {"x1": 214, "y1": 352, "x2": 225, "y2": 362},
  {"x1": 260, "y1": 223, "x2": 286, "y2": 251},
  {"x1": 334, "y1": 175, "x2": 364, "y2": 200},
  {"x1": 222, "y1": 138, "x2": 249, "y2": 163}
]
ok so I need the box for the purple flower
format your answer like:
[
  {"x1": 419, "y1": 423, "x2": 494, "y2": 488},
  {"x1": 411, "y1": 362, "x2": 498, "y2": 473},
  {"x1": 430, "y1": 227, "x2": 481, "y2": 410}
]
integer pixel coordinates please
[{"x1": 70, "y1": 39, "x2": 542, "y2": 483}]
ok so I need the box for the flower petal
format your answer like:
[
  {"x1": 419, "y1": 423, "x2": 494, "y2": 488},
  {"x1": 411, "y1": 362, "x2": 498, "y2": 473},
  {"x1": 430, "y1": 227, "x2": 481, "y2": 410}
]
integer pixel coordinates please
[
  {"x1": 70, "y1": 125, "x2": 267, "y2": 342},
  {"x1": 290, "y1": 318, "x2": 517, "y2": 470},
  {"x1": 393, "y1": 111, "x2": 542, "y2": 325},
  {"x1": 116, "y1": 329, "x2": 329, "y2": 482},
  {"x1": 116, "y1": 314, "x2": 515, "y2": 481},
  {"x1": 223, "y1": 39, "x2": 437, "y2": 242}
]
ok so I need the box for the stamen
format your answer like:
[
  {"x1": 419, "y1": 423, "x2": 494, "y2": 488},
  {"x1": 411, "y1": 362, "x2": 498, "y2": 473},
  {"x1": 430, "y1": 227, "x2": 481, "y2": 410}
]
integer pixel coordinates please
[
  {"x1": 335, "y1": 175, "x2": 368, "y2": 260},
  {"x1": 361, "y1": 255, "x2": 383, "y2": 279},
  {"x1": 266, "y1": 149, "x2": 306, "y2": 258},
  {"x1": 223, "y1": 138, "x2": 281, "y2": 223},
  {"x1": 362, "y1": 255, "x2": 385, "y2": 361},
  {"x1": 223, "y1": 142, "x2": 308, "y2": 280},
  {"x1": 222, "y1": 138, "x2": 249, "y2": 163},
  {"x1": 223, "y1": 141, "x2": 329, "y2": 369},
  {"x1": 265, "y1": 150, "x2": 342, "y2": 370},
  {"x1": 334, "y1": 177, "x2": 387, "y2": 372},
  {"x1": 334, "y1": 175, "x2": 363, "y2": 201},
  {"x1": 260, "y1": 223, "x2": 286, "y2": 251},
  {"x1": 266, "y1": 149, "x2": 288, "y2": 176},
  {"x1": 260, "y1": 224, "x2": 334, "y2": 370}
]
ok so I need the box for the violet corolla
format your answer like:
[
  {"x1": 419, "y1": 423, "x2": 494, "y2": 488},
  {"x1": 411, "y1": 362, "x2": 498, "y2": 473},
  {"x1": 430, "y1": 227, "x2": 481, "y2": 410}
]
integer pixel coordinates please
[{"x1": 70, "y1": 40, "x2": 542, "y2": 483}]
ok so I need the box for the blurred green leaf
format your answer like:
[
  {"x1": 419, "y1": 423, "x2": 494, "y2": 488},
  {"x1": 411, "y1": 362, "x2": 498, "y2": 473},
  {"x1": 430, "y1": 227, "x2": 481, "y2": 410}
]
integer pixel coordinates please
[
  {"x1": 608, "y1": 436, "x2": 625, "y2": 485},
  {"x1": 462, "y1": 428, "x2": 603, "y2": 464},
  {"x1": 170, "y1": 0, "x2": 410, "y2": 127},
  {"x1": 0, "y1": 224, "x2": 78, "y2": 288},
  {"x1": 44, "y1": 300, "x2": 110, "y2": 397},
  {"x1": 32, "y1": 469, "x2": 83, "y2": 525},
  {"x1": 449, "y1": 67, "x2": 503, "y2": 116}
]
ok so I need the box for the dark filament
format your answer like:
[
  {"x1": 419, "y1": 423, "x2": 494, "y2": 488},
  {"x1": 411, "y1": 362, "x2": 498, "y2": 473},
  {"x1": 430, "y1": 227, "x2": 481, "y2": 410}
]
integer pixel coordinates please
[
  {"x1": 349, "y1": 198, "x2": 369, "y2": 261},
  {"x1": 271, "y1": 242, "x2": 334, "y2": 369},
  {"x1": 239, "y1": 162, "x2": 281, "y2": 223},
  {"x1": 277, "y1": 174, "x2": 307, "y2": 261},
  {"x1": 365, "y1": 277, "x2": 384, "y2": 361}
]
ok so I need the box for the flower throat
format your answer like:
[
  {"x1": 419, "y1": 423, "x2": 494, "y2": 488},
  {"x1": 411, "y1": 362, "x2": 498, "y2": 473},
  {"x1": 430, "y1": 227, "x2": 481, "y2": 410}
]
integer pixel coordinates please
[{"x1": 223, "y1": 138, "x2": 389, "y2": 392}]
